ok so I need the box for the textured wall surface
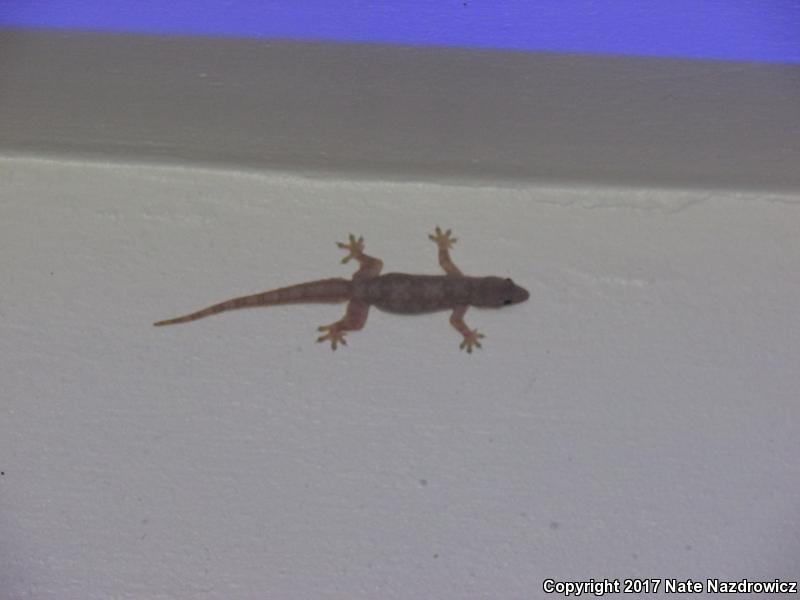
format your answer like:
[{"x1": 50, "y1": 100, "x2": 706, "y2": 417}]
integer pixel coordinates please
[{"x1": 1, "y1": 157, "x2": 799, "y2": 598}]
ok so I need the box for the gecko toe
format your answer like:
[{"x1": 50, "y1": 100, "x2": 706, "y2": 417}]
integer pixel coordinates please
[
  {"x1": 459, "y1": 329, "x2": 485, "y2": 353},
  {"x1": 429, "y1": 226, "x2": 457, "y2": 249},
  {"x1": 337, "y1": 234, "x2": 366, "y2": 264},
  {"x1": 317, "y1": 324, "x2": 348, "y2": 350}
]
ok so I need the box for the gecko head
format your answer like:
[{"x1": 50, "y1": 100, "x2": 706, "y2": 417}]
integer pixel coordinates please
[{"x1": 475, "y1": 277, "x2": 529, "y2": 308}]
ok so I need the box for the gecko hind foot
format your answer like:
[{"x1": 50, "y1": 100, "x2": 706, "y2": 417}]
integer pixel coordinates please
[
  {"x1": 336, "y1": 234, "x2": 365, "y2": 264},
  {"x1": 429, "y1": 226, "x2": 457, "y2": 249},
  {"x1": 459, "y1": 329, "x2": 485, "y2": 354},
  {"x1": 317, "y1": 324, "x2": 348, "y2": 350}
]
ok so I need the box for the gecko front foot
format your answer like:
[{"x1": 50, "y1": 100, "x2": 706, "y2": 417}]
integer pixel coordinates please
[
  {"x1": 317, "y1": 324, "x2": 348, "y2": 350},
  {"x1": 459, "y1": 329, "x2": 485, "y2": 354},
  {"x1": 429, "y1": 226, "x2": 457, "y2": 250},
  {"x1": 336, "y1": 234, "x2": 365, "y2": 264}
]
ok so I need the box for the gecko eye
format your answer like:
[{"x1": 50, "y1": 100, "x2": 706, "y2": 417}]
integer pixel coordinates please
[{"x1": 503, "y1": 299, "x2": 512, "y2": 305}]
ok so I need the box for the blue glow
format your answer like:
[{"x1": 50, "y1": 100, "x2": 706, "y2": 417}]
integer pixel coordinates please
[{"x1": 2, "y1": 1, "x2": 799, "y2": 64}]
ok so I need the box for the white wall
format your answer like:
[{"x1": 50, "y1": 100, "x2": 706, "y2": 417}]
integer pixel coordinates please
[
  {"x1": 2, "y1": 27, "x2": 800, "y2": 599},
  {"x1": 2, "y1": 156, "x2": 799, "y2": 598}
]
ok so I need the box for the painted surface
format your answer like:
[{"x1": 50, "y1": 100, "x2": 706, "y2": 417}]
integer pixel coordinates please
[
  {"x1": 3, "y1": 32, "x2": 800, "y2": 193},
  {"x1": 1, "y1": 0, "x2": 799, "y2": 63},
  {"x1": 2, "y1": 157, "x2": 799, "y2": 597}
]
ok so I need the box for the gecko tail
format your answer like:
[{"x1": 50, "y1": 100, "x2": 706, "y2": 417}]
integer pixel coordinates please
[
  {"x1": 153, "y1": 278, "x2": 352, "y2": 327},
  {"x1": 154, "y1": 312, "x2": 214, "y2": 326},
  {"x1": 154, "y1": 301, "x2": 236, "y2": 325}
]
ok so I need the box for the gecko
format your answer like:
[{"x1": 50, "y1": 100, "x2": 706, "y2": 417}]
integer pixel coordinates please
[{"x1": 154, "y1": 228, "x2": 529, "y2": 352}]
